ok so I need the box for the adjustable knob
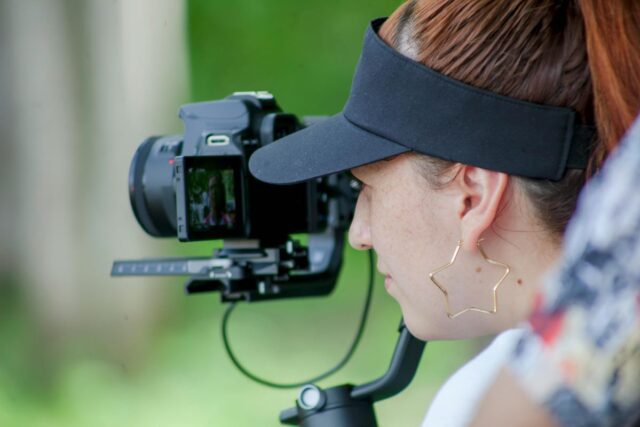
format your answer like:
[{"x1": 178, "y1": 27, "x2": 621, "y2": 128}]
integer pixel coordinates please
[{"x1": 297, "y1": 384, "x2": 327, "y2": 411}]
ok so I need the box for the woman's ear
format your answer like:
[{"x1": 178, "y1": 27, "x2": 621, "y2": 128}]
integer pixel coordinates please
[{"x1": 453, "y1": 166, "x2": 509, "y2": 252}]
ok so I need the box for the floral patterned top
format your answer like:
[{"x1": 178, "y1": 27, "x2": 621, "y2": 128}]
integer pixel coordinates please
[{"x1": 508, "y1": 118, "x2": 640, "y2": 427}]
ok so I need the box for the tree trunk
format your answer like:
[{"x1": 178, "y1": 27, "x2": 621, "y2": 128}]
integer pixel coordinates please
[{"x1": 0, "y1": 0, "x2": 188, "y2": 376}]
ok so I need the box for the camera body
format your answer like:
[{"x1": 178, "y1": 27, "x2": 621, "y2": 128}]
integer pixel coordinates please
[{"x1": 129, "y1": 91, "x2": 330, "y2": 244}]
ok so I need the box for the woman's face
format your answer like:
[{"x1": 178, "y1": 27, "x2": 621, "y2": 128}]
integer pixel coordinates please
[{"x1": 349, "y1": 154, "x2": 518, "y2": 340}]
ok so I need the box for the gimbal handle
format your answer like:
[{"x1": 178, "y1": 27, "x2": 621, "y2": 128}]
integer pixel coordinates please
[{"x1": 279, "y1": 319, "x2": 426, "y2": 426}]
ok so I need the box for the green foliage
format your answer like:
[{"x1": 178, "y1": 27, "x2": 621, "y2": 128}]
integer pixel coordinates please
[{"x1": 188, "y1": 0, "x2": 404, "y2": 115}]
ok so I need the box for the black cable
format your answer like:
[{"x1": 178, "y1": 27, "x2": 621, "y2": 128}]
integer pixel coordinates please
[{"x1": 221, "y1": 249, "x2": 375, "y2": 389}]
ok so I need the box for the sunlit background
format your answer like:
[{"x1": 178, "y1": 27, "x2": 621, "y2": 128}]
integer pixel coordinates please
[{"x1": 0, "y1": 1, "x2": 480, "y2": 425}]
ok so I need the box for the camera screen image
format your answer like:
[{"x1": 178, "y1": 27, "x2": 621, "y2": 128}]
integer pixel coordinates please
[{"x1": 185, "y1": 161, "x2": 240, "y2": 234}]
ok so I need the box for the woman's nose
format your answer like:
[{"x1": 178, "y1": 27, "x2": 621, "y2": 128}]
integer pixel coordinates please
[{"x1": 348, "y1": 194, "x2": 372, "y2": 251}]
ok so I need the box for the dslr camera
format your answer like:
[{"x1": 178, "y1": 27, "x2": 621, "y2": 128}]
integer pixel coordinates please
[{"x1": 113, "y1": 91, "x2": 358, "y2": 302}]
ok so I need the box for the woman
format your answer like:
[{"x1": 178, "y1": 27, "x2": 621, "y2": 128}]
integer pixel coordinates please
[{"x1": 249, "y1": 0, "x2": 640, "y2": 424}]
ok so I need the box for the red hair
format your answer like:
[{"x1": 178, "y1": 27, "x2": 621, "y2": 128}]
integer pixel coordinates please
[{"x1": 380, "y1": 0, "x2": 640, "y2": 236}]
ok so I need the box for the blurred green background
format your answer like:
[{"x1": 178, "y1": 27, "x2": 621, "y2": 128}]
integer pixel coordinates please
[{"x1": 0, "y1": 0, "x2": 478, "y2": 426}]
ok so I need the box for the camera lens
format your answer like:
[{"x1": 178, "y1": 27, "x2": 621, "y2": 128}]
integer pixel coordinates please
[{"x1": 128, "y1": 136, "x2": 182, "y2": 237}]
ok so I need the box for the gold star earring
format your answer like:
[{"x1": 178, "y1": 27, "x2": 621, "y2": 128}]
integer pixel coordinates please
[{"x1": 429, "y1": 239, "x2": 510, "y2": 319}]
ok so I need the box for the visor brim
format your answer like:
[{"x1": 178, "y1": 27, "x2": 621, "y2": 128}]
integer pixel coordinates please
[{"x1": 249, "y1": 113, "x2": 409, "y2": 184}]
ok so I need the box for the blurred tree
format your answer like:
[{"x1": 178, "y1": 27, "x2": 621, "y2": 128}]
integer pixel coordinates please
[{"x1": 0, "y1": 0, "x2": 188, "y2": 380}]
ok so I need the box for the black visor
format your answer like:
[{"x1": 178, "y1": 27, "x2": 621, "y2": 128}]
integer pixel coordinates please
[{"x1": 249, "y1": 18, "x2": 594, "y2": 185}]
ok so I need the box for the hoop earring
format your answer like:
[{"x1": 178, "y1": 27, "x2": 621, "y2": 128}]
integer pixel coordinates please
[{"x1": 428, "y1": 239, "x2": 510, "y2": 319}]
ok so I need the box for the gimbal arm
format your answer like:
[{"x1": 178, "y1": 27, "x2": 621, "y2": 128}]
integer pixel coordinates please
[{"x1": 279, "y1": 320, "x2": 426, "y2": 427}]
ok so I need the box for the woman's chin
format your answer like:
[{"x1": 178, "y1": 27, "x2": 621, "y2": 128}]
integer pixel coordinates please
[{"x1": 383, "y1": 275, "x2": 398, "y2": 297}]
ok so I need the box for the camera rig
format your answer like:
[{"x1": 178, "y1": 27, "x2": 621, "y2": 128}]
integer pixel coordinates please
[
  {"x1": 112, "y1": 92, "x2": 425, "y2": 426},
  {"x1": 112, "y1": 215, "x2": 346, "y2": 303}
]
